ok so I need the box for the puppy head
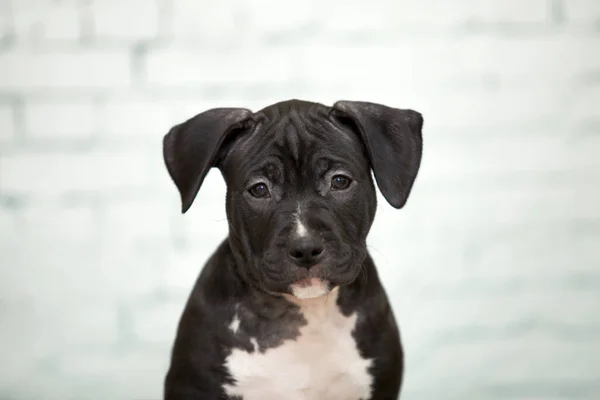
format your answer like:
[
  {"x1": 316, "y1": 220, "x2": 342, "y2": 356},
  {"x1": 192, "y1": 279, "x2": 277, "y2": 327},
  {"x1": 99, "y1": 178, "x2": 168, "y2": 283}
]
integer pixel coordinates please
[{"x1": 163, "y1": 100, "x2": 423, "y2": 299}]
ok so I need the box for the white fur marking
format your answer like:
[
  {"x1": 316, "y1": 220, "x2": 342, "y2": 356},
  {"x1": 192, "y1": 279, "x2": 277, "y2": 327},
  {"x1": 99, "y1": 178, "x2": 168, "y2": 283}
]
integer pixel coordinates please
[
  {"x1": 294, "y1": 205, "x2": 308, "y2": 237},
  {"x1": 229, "y1": 314, "x2": 240, "y2": 334},
  {"x1": 223, "y1": 288, "x2": 373, "y2": 400},
  {"x1": 290, "y1": 278, "x2": 330, "y2": 299}
]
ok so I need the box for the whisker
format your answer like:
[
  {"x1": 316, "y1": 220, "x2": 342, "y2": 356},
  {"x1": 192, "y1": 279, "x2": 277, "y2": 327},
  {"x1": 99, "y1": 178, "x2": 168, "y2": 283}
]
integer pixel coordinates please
[{"x1": 367, "y1": 244, "x2": 390, "y2": 266}]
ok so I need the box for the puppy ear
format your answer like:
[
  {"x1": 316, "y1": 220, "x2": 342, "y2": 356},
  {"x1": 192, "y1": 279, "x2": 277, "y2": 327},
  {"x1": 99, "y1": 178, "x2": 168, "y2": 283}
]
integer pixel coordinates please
[
  {"x1": 330, "y1": 101, "x2": 423, "y2": 209},
  {"x1": 163, "y1": 108, "x2": 253, "y2": 213}
]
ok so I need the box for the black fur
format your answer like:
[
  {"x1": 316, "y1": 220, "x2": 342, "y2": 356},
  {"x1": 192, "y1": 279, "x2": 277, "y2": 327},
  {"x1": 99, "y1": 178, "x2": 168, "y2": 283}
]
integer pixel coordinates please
[{"x1": 163, "y1": 99, "x2": 423, "y2": 400}]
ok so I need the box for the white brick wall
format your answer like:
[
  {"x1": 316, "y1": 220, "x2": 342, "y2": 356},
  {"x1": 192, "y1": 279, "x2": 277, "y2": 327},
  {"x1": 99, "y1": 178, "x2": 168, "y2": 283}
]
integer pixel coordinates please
[
  {"x1": 0, "y1": 150, "x2": 156, "y2": 197},
  {"x1": 565, "y1": 0, "x2": 600, "y2": 23},
  {"x1": 0, "y1": 49, "x2": 133, "y2": 91},
  {"x1": 321, "y1": 0, "x2": 551, "y2": 28},
  {"x1": 0, "y1": 103, "x2": 15, "y2": 143},
  {"x1": 91, "y1": 0, "x2": 160, "y2": 41},
  {"x1": 11, "y1": 0, "x2": 82, "y2": 43},
  {"x1": 145, "y1": 46, "x2": 299, "y2": 86},
  {"x1": 1, "y1": 1, "x2": 599, "y2": 399},
  {"x1": 24, "y1": 100, "x2": 97, "y2": 138},
  {"x1": 170, "y1": 0, "x2": 244, "y2": 41},
  {"x1": 101, "y1": 98, "x2": 173, "y2": 137}
]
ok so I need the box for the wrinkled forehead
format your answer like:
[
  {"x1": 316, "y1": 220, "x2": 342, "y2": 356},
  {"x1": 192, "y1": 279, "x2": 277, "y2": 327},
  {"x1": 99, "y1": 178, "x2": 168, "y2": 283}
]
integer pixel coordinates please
[{"x1": 224, "y1": 110, "x2": 368, "y2": 177}]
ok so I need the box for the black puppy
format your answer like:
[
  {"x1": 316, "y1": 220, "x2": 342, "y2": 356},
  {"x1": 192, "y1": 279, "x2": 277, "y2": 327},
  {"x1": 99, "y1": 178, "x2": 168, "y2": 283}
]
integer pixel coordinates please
[{"x1": 162, "y1": 99, "x2": 423, "y2": 400}]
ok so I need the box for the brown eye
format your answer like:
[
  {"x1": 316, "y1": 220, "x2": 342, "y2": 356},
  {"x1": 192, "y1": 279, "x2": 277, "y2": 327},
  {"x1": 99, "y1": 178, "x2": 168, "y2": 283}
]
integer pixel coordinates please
[
  {"x1": 249, "y1": 182, "x2": 270, "y2": 198},
  {"x1": 331, "y1": 175, "x2": 352, "y2": 191}
]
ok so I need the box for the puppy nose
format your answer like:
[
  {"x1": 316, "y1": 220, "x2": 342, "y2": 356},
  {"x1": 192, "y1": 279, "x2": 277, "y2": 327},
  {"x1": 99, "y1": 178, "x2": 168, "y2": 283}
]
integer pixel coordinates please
[{"x1": 288, "y1": 236, "x2": 325, "y2": 268}]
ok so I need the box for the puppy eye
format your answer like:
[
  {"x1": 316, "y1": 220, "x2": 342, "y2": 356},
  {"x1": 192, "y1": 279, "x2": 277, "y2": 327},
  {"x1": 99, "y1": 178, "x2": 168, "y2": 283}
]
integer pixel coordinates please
[
  {"x1": 248, "y1": 182, "x2": 270, "y2": 198},
  {"x1": 331, "y1": 175, "x2": 352, "y2": 191}
]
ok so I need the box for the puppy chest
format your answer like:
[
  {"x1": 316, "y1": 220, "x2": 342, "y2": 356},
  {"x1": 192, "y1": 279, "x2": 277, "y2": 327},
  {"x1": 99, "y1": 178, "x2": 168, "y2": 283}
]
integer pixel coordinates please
[{"x1": 223, "y1": 312, "x2": 373, "y2": 400}]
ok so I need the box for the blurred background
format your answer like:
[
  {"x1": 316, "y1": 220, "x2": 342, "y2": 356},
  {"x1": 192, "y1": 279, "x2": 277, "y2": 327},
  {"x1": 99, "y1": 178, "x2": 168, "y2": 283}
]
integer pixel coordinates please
[{"x1": 0, "y1": 0, "x2": 599, "y2": 399}]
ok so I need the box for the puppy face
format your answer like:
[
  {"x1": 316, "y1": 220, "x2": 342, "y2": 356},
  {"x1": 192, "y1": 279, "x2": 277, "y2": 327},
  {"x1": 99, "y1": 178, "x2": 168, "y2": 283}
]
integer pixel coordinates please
[
  {"x1": 163, "y1": 99, "x2": 423, "y2": 299},
  {"x1": 220, "y1": 103, "x2": 377, "y2": 297}
]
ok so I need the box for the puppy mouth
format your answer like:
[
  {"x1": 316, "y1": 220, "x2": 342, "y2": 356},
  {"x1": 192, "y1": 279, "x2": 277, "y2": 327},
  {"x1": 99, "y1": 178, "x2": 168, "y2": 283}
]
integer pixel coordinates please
[{"x1": 289, "y1": 277, "x2": 331, "y2": 299}]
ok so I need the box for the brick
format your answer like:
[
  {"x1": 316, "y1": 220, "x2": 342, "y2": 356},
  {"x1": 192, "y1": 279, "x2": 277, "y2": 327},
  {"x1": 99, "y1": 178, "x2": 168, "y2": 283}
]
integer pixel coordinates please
[
  {"x1": 370, "y1": 0, "x2": 548, "y2": 27},
  {"x1": 296, "y1": 35, "x2": 600, "y2": 91},
  {"x1": 453, "y1": 35, "x2": 600, "y2": 86},
  {"x1": 0, "y1": 296, "x2": 118, "y2": 350},
  {"x1": 101, "y1": 99, "x2": 172, "y2": 137},
  {"x1": 568, "y1": 86, "x2": 600, "y2": 128},
  {"x1": 565, "y1": 0, "x2": 600, "y2": 23},
  {"x1": 408, "y1": 333, "x2": 599, "y2": 397},
  {"x1": 12, "y1": 0, "x2": 81, "y2": 42},
  {"x1": 418, "y1": 134, "x2": 598, "y2": 182},
  {"x1": 145, "y1": 46, "x2": 298, "y2": 87},
  {"x1": 25, "y1": 101, "x2": 96, "y2": 139},
  {"x1": 1, "y1": 206, "x2": 100, "y2": 302},
  {"x1": 55, "y1": 348, "x2": 167, "y2": 400},
  {"x1": 90, "y1": 245, "x2": 169, "y2": 302},
  {"x1": 161, "y1": 248, "x2": 214, "y2": 293},
  {"x1": 101, "y1": 198, "x2": 173, "y2": 251},
  {"x1": 0, "y1": 294, "x2": 121, "y2": 399},
  {"x1": 369, "y1": 180, "x2": 600, "y2": 297},
  {"x1": 245, "y1": 0, "x2": 322, "y2": 33},
  {"x1": 317, "y1": 0, "x2": 548, "y2": 32},
  {"x1": 387, "y1": 0, "x2": 471, "y2": 26},
  {"x1": 91, "y1": 0, "x2": 159, "y2": 41},
  {"x1": 0, "y1": 1, "x2": 11, "y2": 41},
  {"x1": 246, "y1": 0, "x2": 549, "y2": 33},
  {"x1": 19, "y1": 203, "x2": 97, "y2": 245},
  {"x1": 171, "y1": 0, "x2": 243, "y2": 41},
  {"x1": 409, "y1": 286, "x2": 600, "y2": 338},
  {"x1": 370, "y1": 182, "x2": 599, "y2": 250},
  {"x1": 130, "y1": 299, "x2": 182, "y2": 344},
  {"x1": 0, "y1": 150, "x2": 154, "y2": 197},
  {"x1": 484, "y1": 335, "x2": 599, "y2": 384},
  {"x1": 467, "y1": 0, "x2": 550, "y2": 24},
  {"x1": 0, "y1": 103, "x2": 15, "y2": 143},
  {"x1": 5, "y1": 224, "x2": 166, "y2": 310},
  {"x1": 422, "y1": 87, "x2": 566, "y2": 131},
  {"x1": 0, "y1": 50, "x2": 132, "y2": 91},
  {"x1": 435, "y1": 184, "x2": 599, "y2": 230},
  {"x1": 0, "y1": 203, "x2": 18, "y2": 253},
  {"x1": 474, "y1": 230, "x2": 600, "y2": 283}
]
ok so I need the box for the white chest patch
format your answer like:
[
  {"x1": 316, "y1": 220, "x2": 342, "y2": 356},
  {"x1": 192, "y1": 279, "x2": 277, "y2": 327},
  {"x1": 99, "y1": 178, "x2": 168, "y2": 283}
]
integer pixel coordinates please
[{"x1": 222, "y1": 288, "x2": 373, "y2": 400}]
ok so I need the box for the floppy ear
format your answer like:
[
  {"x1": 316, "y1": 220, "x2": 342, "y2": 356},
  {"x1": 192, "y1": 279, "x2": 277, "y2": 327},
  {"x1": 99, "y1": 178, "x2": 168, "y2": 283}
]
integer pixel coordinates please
[
  {"x1": 330, "y1": 100, "x2": 423, "y2": 209},
  {"x1": 163, "y1": 107, "x2": 253, "y2": 213}
]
